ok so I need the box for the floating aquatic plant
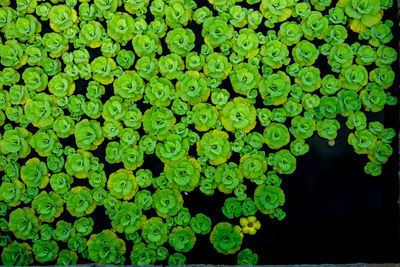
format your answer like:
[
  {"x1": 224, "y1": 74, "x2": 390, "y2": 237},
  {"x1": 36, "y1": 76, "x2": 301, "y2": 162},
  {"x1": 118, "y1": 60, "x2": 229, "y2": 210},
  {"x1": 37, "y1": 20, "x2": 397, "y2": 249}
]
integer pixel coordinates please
[{"x1": 0, "y1": 0, "x2": 397, "y2": 265}]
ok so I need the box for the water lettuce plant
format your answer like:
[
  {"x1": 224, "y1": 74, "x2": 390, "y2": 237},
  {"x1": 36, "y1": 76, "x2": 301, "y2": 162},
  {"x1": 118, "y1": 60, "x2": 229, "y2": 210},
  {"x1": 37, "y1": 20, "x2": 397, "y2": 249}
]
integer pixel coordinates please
[{"x1": 0, "y1": 0, "x2": 397, "y2": 265}]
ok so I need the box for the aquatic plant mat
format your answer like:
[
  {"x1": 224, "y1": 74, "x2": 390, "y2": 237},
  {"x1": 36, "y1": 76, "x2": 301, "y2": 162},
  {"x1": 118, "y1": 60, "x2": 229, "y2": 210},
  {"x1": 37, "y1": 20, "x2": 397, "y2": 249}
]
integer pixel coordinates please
[{"x1": 0, "y1": 0, "x2": 399, "y2": 265}]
